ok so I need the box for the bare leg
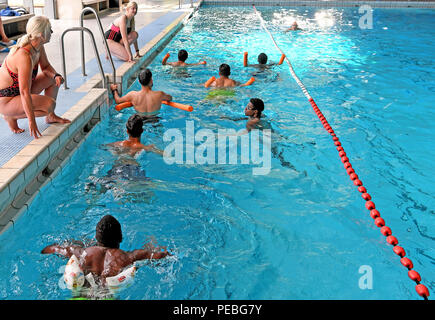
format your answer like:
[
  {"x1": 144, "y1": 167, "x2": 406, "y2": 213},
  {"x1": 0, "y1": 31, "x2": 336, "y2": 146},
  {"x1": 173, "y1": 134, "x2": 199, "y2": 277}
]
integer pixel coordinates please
[
  {"x1": 0, "y1": 17, "x2": 10, "y2": 43},
  {"x1": 0, "y1": 94, "x2": 56, "y2": 134},
  {"x1": 31, "y1": 73, "x2": 70, "y2": 124},
  {"x1": 107, "y1": 32, "x2": 139, "y2": 61}
]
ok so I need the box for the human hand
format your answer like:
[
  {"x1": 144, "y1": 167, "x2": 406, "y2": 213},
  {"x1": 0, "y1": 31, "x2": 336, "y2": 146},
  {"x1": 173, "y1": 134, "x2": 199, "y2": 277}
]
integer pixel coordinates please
[
  {"x1": 54, "y1": 74, "x2": 64, "y2": 87},
  {"x1": 29, "y1": 118, "x2": 41, "y2": 139}
]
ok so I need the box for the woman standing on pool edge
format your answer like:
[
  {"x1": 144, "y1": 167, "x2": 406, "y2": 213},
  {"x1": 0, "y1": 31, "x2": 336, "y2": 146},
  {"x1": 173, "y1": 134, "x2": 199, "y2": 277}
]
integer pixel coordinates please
[
  {"x1": 0, "y1": 15, "x2": 70, "y2": 139},
  {"x1": 105, "y1": 1, "x2": 141, "y2": 62}
]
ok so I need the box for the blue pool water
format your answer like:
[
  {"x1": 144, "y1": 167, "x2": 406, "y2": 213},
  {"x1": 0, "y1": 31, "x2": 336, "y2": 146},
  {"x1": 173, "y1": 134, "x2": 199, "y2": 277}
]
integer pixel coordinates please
[{"x1": 0, "y1": 6, "x2": 434, "y2": 299}]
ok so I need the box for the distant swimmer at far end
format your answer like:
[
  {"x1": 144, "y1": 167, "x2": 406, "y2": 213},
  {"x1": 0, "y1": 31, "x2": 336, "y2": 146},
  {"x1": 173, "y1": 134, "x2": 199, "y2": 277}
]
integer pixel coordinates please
[
  {"x1": 111, "y1": 68, "x2": 172, "y2": 115},
  {"x1": 285, "y1": 21, "x2": 303, "y2": 32},
  {"x1": 162, "y1": 49, "x2": 206, "y2": 67}
]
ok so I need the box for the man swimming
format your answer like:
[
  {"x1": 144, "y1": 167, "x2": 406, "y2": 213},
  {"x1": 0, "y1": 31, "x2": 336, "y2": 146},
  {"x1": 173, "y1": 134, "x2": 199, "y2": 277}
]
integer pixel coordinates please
[
  {"x1": 162, "y1": 49, "x2": 206, "y2": 67},
  {"x1": 244, "y1": 52, "x2": 283, "y2": 68},
  {"x1": 107, "y1": 114, "x2": 163, "y2": 157},
  {"x1": 111, "y1": 68, "x2": 172, "y2": 114},
  {"x1": 245, "y1": 98, "x2": 265, "y2": 131},
  {"x1": 285, "y1": 21, "x2": 302, "y2": 31},
  {"x1": 41, "y1": 214, "x2": 170, "y2": 288},
  {"x1": 206, "y1": 64, "x2": 254, "y2": 88}
]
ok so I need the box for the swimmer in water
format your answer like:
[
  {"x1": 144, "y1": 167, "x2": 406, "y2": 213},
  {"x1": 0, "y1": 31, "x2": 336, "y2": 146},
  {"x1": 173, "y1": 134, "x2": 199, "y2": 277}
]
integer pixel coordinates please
[
  {"x1": 162, "y1": 49, "x2": 206, "y2": 67},
  {"x1": 285, "y1": 21, "x2": 302, "y2": 32},
  {"x1": 106, "y1": 114, "x2": 163, "y2": 157},
  {"x1": 244, "y1": 52, "x2": 281, "y2": 68},
  {"x1": 111, "y1": 68, "x2": 172, "y2": 115},
  {"x1": 245, "y1": 98, "x2": 265, "y2": 131},
  {"x1": 41, "y1": 214, "x2": 170, "y2": 288},
  {"x1": 206, "y1": 64, "x2": 253, "y2": 88}
]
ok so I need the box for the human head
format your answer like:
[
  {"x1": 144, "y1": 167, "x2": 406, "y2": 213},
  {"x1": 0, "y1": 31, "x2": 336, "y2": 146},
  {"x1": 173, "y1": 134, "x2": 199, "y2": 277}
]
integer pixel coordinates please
[
  {"x1": 138, "y1": 68, "x2": 153, "y2": 88},
  {"x1": 257, "y1": 53, "x2": 268, "y2": 65},
  {"x1": 11, "y1": 15, "x2": 52, "y2": 54},
  {"x1": 96, "y1": 215, "x2": 122, "y2": 248},
  {"x1": 292, "y1": 21, "x2": 298, "y2": 29},
  {"x1": 245, "y1": 98, "x2": 264, "y2": 118},
  {"x1": 125, "y1": 1, "x2": 138, "y2": 17},
  {"x1": 178, "y1": 49, "x2": 188, "y2": 62},
  {"x1": 126, "y1": 114, "x2": 144, "y2": 138},
  {"x1": 219, "y1": 63, "x2": 231, "y2": 77}
]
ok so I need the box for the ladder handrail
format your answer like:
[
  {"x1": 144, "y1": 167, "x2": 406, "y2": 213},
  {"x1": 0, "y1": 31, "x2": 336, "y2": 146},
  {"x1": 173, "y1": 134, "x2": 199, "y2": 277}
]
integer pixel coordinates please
[
  {"x1": 80, "y1": 7, "x2": 116, "y2": 84},
  {"x1": 60, "y1": 27, "x2": 106, "y2": 90}
]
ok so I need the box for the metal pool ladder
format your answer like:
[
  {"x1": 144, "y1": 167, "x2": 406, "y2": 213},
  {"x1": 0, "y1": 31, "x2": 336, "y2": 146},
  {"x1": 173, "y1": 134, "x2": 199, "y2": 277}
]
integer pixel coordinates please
[{"x1": 60, "y1": 7, "x2": 116, "y2": 90}]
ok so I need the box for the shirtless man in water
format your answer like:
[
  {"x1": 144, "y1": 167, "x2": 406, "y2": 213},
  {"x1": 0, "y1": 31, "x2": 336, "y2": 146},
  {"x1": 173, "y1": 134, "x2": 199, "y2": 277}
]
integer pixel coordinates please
[
  {"x1": 162, "y1": 49, "x2": 206, "y2": 67},
  {"x1": 41, "y1": 215, "x2": 170, "y2": 286},
  {"x1": 106, "y1": 113, "x2": 163, "y2": 157},
  {"x1": 207, "y1": 64, "x2": 254, "y2": 88},
  {"x1": 111, "y1": 68, "x2": 172, "y2": 114}
]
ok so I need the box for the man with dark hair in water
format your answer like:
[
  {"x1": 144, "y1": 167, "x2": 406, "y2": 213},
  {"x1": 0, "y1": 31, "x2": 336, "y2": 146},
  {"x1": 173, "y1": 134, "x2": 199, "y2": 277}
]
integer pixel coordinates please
[
  {"x1": 244, "y1": 52, "x2": 283, "y2": 68},
  {"x1": 206, "y1": 63, "x2": 254, "y2": 88},
  {"x1": 107, "y1": 114, "x2": 163, "y2": 156},
  {"x1": 41, "y1": 215, "x2": 170, "y2": 287},
  {"x1": 245, "y1": 98, "x2": 265, "y2": 131},
  {"x1": 162, "y1": 49, "x2": 206, "y2": 67},
  {"x1": 111, "y1": 68, "x2": 172, "y2": 114}
]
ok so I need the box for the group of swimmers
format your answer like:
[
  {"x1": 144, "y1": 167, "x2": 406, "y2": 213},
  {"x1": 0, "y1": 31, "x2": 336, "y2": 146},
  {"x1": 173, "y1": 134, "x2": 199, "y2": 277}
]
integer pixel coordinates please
[{"x1": 0, "y1": 4, "x2": 301, "y2": 295}]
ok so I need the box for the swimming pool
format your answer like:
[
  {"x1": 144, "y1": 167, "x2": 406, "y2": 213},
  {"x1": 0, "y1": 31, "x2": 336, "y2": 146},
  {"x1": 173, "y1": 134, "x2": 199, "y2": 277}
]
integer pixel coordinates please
[{"x1": 0, "y1": 5, "x2": 433, "y2": 299}]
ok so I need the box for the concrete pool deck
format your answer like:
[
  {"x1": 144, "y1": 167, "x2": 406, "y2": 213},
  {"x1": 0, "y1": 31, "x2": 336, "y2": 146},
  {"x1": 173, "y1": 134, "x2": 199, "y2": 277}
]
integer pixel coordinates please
[{"x1": 0, "y1": 0, "x2": 201, "y2": 233}]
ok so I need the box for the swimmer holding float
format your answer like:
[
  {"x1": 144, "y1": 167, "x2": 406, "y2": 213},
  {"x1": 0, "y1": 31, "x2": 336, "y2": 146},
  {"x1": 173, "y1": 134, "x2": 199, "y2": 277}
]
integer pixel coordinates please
[
  {"x1": 162, "y1": 49, "x2": 206, "y2": 67},
  {"x1": 243, "y1": 52, "x2": 286, "y2": 68},
  {"x1": 111, "y1": 68, "x2": 193, "y2": 114},
  {"x1": 204, "y1": 64, "x2": 255, "y2": 88},
  {"x1": 42, "y1": 215, "x2": 170, "y2": 293}
]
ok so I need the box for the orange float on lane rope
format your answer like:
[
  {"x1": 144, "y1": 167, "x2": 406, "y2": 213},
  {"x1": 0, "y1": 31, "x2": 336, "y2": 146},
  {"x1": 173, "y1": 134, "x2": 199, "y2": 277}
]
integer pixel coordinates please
[
  {"x1": 278, "y1": 54, "x2": 286, "y2": 65},
  {"x1": 243, "y1": 52, "x2": 248, "y2": 67}
]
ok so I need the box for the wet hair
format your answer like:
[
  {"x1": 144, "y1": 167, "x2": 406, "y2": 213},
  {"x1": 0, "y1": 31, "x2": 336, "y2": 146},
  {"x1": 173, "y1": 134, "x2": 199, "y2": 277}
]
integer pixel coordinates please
[
  {"x1": 126, "y1": 114, "x2": 143, "y2": 138},
  {"x1": 250, "y1": 98, "x2": 264, "y2": 116},
  {"x1": 178, "y1": 49, "x2": 188, "y2": 62},
  {"x1": 219, "y1": 63, "x2": 231, "y2": 77},
  {"x1": 96, "y1": 215, "x2": 122, "y2": 248},
  {"x1": 138, "y1": 68, "x2": 152, "y2": 87},
  {"x1": 258, "y1": 53, "x2": 268, "y2": 64}
]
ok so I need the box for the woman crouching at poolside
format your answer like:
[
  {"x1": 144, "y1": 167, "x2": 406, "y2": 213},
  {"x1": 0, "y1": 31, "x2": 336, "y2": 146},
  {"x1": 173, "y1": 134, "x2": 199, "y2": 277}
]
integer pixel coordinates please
[
  {"x1": 105, "y1": 1, "x2": 141, "y2": 62},
  {"x1": 0, "y1": 15, "x2": 70, "y2": 139}
]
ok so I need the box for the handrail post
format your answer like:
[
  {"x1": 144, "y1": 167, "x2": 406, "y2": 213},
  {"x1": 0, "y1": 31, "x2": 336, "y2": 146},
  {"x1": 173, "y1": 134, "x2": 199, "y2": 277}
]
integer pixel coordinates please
[
  {"x1": 61, "y1": 27, "x2": 106, "y2": 90},
  {"x1": 80, "y1": 7, "x2": 116, "y2": 85}
]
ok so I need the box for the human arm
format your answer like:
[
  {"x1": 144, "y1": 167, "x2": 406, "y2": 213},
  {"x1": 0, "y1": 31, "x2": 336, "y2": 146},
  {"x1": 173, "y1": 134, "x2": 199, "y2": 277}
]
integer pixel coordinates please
[
  {"x1": 159, "y1": 91, "x2": 173, "y2": 103},
  {"x1": 127, "y1": 246, "x2": 170, "y2": 263},
  {"x1": 131, "y1": 18, "x2": 141, "y2": 58},
  {"x1": 110, "y1": 84, "x2": 135, "y2": 107},
  {"x1": 143, "y1": 144, "x2": 163, "y2": 156},
  {"x1": 17, "y1": 53, "x2": 41, "y2": 139},
  {"x1": 39, "y1": 46, "x2": 64, "y2": 87},
  {"x1": 119, "y1": 16, "x2": 133, "y2": 62},
  {"x1": 41, "y1": 242, "x2": 85, "y2": 258}
]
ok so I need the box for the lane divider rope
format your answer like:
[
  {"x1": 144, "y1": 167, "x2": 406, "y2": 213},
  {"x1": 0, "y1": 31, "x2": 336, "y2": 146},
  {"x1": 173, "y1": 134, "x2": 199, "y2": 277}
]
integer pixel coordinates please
[{"x1": 252, "y1": 4, "x2": 430, "y2": 300}]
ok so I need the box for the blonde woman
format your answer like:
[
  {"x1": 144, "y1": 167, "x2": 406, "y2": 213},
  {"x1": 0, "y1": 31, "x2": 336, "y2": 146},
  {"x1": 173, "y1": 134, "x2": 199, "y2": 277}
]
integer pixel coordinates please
[
  {"x1": 104, "y1": 1, "x2": 141, "y2": 62},
  {"x1": 0, "y1": 15, "x2": 70, "y2": 139}
]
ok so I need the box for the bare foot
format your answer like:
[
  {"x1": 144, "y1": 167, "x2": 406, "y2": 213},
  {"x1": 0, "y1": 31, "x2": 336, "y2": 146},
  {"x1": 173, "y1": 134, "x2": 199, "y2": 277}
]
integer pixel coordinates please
[
  {"x1": 5, "y1": 116, "x2": 25, "y2": 134},
  {"x1": 45, "y1": 113, "x2": 71, "y2": 124}
]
